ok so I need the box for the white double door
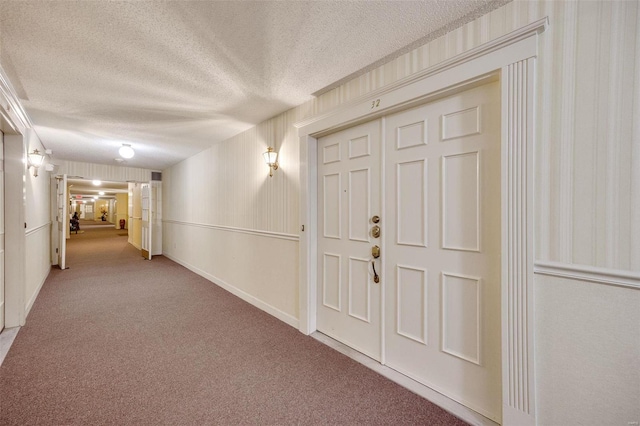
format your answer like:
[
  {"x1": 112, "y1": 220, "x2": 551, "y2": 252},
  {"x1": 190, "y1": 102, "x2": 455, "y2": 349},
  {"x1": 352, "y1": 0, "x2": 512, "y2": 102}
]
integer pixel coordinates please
[{"x1": 317, "y1": 81, "x2": 501, "y2": 421}]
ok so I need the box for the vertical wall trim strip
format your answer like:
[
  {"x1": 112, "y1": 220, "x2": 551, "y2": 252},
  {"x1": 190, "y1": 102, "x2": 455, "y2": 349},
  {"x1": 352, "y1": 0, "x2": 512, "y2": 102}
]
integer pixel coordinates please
[
  {"x1": 501, "y1": 57, "x2": 536, "y2": 426},
  {"x1": 558, "y1": 0, "x2": 577, "y2": 263}
]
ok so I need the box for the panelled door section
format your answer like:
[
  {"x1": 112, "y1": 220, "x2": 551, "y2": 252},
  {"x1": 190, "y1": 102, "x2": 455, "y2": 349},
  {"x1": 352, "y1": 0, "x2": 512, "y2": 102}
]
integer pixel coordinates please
[
  {"x1": 317, "y1": 120, "x2": 382, "y2": 361},
  {"x1": 0, "y1": 133, "x2": 4, "y2": 331},
  {"x1": 384, "y1": 82, "x2": 502, "y2": 421},
  {"x1": 57, "y1": 174, "x2": 67, "y2": 270},
  {"x1": 141, "y1": 183, "x2": 151, "y2": 260}
]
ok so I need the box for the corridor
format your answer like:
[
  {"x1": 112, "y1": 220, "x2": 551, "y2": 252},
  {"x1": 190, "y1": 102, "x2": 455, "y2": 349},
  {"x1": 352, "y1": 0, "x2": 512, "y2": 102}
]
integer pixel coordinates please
[{"x1": 0, "y1": 228, "x2": 465, "y2": 425}]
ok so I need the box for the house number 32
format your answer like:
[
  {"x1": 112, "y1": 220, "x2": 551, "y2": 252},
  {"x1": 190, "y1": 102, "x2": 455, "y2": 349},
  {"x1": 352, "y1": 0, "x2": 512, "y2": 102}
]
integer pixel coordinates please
[{"x1": 371, "y1": 99, "x2": 380, "y2": 109}]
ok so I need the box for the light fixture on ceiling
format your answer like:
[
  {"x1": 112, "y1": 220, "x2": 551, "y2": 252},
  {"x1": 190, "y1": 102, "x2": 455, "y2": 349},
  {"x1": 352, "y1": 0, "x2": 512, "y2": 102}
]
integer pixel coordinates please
[
  {"x1": 27, "y1": 149, "x2": 45, "y2": 177},
  {"x1": 99, "y1": 191, "x2": 105, "y2": 195},
  {"x1": 119, "y1": 144, "x2": 135, "y2": 159},
  {"x1": 92, "y1": 180, "x2": 101, "y2": 186},
  {"x1": 262, "y1": 147, "x2": 279, "y2": 177}
]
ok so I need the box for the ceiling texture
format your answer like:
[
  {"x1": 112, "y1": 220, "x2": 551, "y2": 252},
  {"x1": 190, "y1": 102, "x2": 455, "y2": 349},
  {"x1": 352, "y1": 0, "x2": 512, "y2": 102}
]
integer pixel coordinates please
[{"x1": 0, "y1": 0, "x2": 508, "y2": 171}]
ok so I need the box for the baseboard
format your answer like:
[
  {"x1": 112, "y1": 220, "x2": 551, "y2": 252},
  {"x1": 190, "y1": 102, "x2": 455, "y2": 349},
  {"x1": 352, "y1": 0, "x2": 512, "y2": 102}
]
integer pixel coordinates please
[
  {"x1": 311, "y1": 332, "x2": 498, "y2": 426},
  {"x1": 163, "y1": 252, "x2": 299, "y2": 329},
  {"x1": 25, "y1": 265, "x2": 51, "y2": 317}
]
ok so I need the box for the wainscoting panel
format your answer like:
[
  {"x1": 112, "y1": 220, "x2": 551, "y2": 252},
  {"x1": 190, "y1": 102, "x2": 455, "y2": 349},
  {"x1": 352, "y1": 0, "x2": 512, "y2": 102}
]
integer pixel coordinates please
[
  {"x1": 25, "y1": 224, "x2": 51, "y2": 316},
  {"x1": 163, "y1": 220, "x2": 299, "y2": 327}
]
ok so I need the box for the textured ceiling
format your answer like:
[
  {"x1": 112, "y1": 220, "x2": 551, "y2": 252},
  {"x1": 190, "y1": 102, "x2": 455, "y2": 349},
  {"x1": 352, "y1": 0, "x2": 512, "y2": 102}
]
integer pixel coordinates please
[{"x1": 0, "y1": 0, "x2": 508, "y2": 170}]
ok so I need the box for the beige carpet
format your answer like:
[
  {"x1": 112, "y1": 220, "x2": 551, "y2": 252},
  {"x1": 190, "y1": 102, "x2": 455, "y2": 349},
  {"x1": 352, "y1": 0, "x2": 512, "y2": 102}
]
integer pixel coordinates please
[{"x1": 0, "y1": 227, "x2": 467, "y2": 425}]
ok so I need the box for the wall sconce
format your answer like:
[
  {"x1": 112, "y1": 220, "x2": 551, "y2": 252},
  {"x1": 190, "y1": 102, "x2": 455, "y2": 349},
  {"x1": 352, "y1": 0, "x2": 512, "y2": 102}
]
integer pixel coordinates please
[
  {"x1": 27, "y1": 149, "x2": 45, "y2": 177},
  {"x1": 262, "y1": 147, "x2": 279, "y2": 177}
]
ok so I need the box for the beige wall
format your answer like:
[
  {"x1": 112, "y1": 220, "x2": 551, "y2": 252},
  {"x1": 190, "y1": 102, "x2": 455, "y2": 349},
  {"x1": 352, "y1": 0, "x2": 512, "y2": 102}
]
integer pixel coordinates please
[
  {"x1": 162, "y1": 1, "x2": 639, "y2": 424},
  {"x1": 116, "y1": 193, "x2": 128, "y2": 230},
  {"x1": 23, "y1": 129, "x2": 51, "y2": 316},
  {"x1": 95, "y1": 199, "x2": 109, "y2": 221}
]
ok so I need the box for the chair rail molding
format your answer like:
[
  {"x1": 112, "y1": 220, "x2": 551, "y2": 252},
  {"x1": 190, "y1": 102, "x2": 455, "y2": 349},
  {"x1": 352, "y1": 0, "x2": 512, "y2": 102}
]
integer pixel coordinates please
[
  {"x1": 296, "y1": 17, "x2": 548, "y2": 426},
  {"x1": 534, "y1": 260, "x2": 640, "y2": 290},
  {"x1": 163, "y1": 219, "x2": 299, "y2": 242}
]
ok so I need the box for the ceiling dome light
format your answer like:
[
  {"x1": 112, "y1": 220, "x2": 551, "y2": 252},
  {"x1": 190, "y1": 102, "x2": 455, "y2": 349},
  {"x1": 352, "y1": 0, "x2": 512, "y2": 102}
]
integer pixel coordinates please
[
  {"x1": 119, "y1": 144, "x2": 135, "y2": 159},
  {"x1": 92, "y1": 180, "x2": 101, "y2": 186}
]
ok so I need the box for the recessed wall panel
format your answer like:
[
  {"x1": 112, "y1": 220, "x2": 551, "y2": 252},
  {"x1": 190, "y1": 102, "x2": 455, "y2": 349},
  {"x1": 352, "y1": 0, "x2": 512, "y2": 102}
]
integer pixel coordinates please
[
  {"x1": 441, "y1": 106, "x2": 481, "y2": 140},
  {"x1": 323, "y1": 253, "x2": 341, "y2": 311},
  {"x1": 349, "y1": 168, "x2": 369, "y2": 242},
  {"x1": 442, "y1": 152, "x2": 479, "y2": 251},
  {"x1": 323, "y1": 142, "x2": 340, "y2": 164},
  {"x1": 397, "y1": 120, "x2": 427, "y2": 150},
  {"x1": 442, "y1": 273, "x2": 481, "y2": 365},
  {"x1": 348, "y1": 257, "x2": 370, "y2": 322},
  {"x1": 397, "y1": 160, "x2": 426, "y2": 246},
  {"x1": 323, "y1": 173, "x2": 341, "y2": 239},
  {"x1": 349, "y1": 135, "x2": 370, "y2": 159},
  {"x1": 397, "y1": 265, "x2": 427, "y2": 344}
]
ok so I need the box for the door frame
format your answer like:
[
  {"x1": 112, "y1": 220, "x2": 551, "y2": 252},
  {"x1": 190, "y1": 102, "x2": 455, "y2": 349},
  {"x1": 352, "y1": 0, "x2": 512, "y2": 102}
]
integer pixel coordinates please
[{"x1": 296, "y1": 18, "x2": 548, "y2": 426}]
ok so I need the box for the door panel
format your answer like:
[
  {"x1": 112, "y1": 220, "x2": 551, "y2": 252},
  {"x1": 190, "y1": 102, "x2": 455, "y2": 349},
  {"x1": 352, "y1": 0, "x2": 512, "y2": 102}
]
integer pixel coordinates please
[
  {"x1": 57, "y1": 175, "x2": 67, "y2": 270},
  {"x1": 317, "y1": 120, "x2": 381, "y2": 361},
  {"x1": 0, "y1": 133, "x2": 4, "y2": 331},
  {"x1": 384, "y1": 82, "x2": 501, "y2": 421},
  {"x1": 315, "y1": 82, "x2": 501, "y2": 420},
  {"x1": 141, "y1": 183, "x2": 150, "y2": 260}
]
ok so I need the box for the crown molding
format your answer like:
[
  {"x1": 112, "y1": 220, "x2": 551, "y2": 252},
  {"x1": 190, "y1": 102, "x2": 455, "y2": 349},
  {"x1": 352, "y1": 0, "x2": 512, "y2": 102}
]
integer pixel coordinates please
[
  {"x1": 295, "y1": 17, "x2": 548, "y2": 133},
  {"x1": 0, "y1": 65, "x2": 32, "y2": 134}
]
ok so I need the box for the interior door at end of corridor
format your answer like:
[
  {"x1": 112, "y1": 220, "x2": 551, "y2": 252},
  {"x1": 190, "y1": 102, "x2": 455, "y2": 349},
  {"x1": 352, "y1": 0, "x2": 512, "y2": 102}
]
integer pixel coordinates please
[
  {"x1": 316, "y1": 119, "x2": 383, "y2": 361},
  {"x1": 56, "y1": 174, "x2": 68, "y2": 270},
  {"x1": 383, "y1": 81, "x2": 502, "y2": 422},
  {"x1": 141, "y1": 183, "x2": 151, "y2": 260}
]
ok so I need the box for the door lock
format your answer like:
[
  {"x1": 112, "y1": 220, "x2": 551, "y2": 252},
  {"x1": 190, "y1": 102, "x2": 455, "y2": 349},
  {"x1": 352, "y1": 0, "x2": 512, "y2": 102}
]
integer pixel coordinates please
[
  {"x1": 371, "y1": 215, "x2": 380, "y2": 224},
  {"x1": 371, "y1": 245, "x2": 380, "y2": 258},
  {"x1": 371, "y1": 225, "x2": 380, "y2": 238}
]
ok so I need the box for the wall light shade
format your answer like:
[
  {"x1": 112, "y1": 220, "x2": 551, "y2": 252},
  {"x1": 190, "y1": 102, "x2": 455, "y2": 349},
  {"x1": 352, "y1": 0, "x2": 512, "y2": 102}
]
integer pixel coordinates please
[
  {"x1": 262, "y1": 147, "x2": 279, "y2": 177},
  {"x1": 28, "y1": 149, "x2": 45, "y2": 177},
  {"x1": 119, "y1": 144, "x2": 135, "y2": 159}
]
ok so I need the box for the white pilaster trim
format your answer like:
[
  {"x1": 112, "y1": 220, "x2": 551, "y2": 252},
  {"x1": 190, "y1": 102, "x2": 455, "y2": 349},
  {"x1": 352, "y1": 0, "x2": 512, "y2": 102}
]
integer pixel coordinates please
[{"x1": 500, "y1": 58, "x2": 536, "y2": 426}]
